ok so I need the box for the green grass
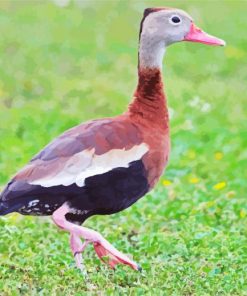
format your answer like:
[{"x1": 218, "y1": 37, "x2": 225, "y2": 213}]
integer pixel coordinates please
[{"x1": 0, "y1": 0, "x2": 247, "y2": 295}]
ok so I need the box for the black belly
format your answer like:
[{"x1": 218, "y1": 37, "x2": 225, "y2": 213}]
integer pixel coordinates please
[{"x1": 0, "y1": 160, "x2": 149, "y2": 223}]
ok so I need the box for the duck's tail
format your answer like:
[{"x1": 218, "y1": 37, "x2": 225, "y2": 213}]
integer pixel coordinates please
[
  {"x1": 0, "y1": 201, "x2": 10, "y2": 215},
  {"x1": 0, "y1": 186, "x2": 21, "y2": 215},
  {"x1": 0, "y1": 200, "x2": 22, "y2": 215}
]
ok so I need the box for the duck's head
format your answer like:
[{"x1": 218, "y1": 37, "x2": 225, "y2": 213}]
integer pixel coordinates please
[{"x1": 139, "y1": 7, "x2": 225, "y2": 68}]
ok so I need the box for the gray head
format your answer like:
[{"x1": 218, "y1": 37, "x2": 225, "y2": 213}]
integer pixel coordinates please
[{"x1": 139, "y1": 7, "x2": 225, "y2": 68}]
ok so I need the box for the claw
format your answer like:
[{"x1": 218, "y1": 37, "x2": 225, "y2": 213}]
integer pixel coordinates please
[{"x1": 137, "y1": 264, "x2": 142, "y2": 272}]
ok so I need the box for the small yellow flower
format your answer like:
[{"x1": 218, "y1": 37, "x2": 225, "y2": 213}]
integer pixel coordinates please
[
  {"x1": 225, "y1": 46, "x2": 245, "y2": 59},
  {"x1": 188, "y1": 150, "x2": 196, "y2": 159},
  {"x1": 215, "y1": 152, "x2": 223, "y2": 160},
  {"x1": 162, "y1": 179, "x2": 172, "y2": 186},
  {"x1": 240, "y1": 209, "x2": 246, "y2": 218},
  {"x1": 213, "y1": 181, "x2": 226, "y2": 190},
  {"x1": 7, "y1": 213, "x2": 20, "y2": 223},
  {"x1": 189, "y1": 177, "x2": 200, "y2": 184},
  {"x1": 0, "y1": 88, "x2": 6, "y2": 98},
  {"x1": 206, "y1": 201, "x2": 215, "y2": 208}
]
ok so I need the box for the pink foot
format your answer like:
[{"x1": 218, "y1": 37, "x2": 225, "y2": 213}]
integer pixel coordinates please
[
  {"x1": 70, "y1": 233, "x2": 88, "y2": 272},
  {"x1": 93, "y1": 236, "x2": 140, "y2": 271},
  {"x1": 52, "y1": 204, "x2": 141, "y2": 272}
]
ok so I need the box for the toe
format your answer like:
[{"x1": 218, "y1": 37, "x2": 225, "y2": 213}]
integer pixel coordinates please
[{"x1": 93, "y1": 242, "x2": 139, "y2": 271}]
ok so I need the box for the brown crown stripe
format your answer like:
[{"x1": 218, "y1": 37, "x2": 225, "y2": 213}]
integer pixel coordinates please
[{"x1": 139, "y1": 7, "x2": 173, "y2": 40}]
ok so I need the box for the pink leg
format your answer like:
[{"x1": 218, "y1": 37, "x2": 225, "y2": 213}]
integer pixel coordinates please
[
  {"x1": 70, "y1": 233, "x2": 88, "y2": 272},
  {"x1": 52, "y1": 204, "x2": 141, "y2": 271}
]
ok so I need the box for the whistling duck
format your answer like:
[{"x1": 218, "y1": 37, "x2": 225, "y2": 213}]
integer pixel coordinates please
[{"x1": 0, "y1": 7, "x2": 225, "y2": 272}]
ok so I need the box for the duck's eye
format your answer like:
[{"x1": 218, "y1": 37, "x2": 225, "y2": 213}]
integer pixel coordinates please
[{"x1": 169, "y1": 15, "x2": 181, "y2": 25}]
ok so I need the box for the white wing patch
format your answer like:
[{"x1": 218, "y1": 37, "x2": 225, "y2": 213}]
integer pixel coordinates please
[
  {"x1": 30, "y1": 143, "x2": 149, "y2": 188},
  {"x1": 30, "y1": 149, "x2": 94, "y2": 187}
]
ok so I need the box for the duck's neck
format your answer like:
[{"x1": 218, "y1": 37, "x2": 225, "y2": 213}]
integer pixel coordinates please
[
  {"x1": 138, "y1": 34, "x2": 165, "y2": 69},
  {"x1": 128, "y1": 37, "x2": 168, "y2": 129}
]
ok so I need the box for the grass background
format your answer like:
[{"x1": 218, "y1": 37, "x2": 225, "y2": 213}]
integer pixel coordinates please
[{"x1": 0, "y1": 0, "x2": 246, "y2": 295}]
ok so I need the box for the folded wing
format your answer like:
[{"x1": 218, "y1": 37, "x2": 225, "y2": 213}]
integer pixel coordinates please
[{"x1": 0, "y1": 117, "x2": 148, "y2": 205}]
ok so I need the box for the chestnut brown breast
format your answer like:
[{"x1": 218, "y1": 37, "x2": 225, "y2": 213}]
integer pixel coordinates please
[{"x1": 128, "y1": 67, "x2": 170, "y2": 188}]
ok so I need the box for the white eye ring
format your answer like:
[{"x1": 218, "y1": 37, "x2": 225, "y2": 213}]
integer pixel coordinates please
[{"x1": 169, "y1": 15, "x2": 182, "y2": 26}]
